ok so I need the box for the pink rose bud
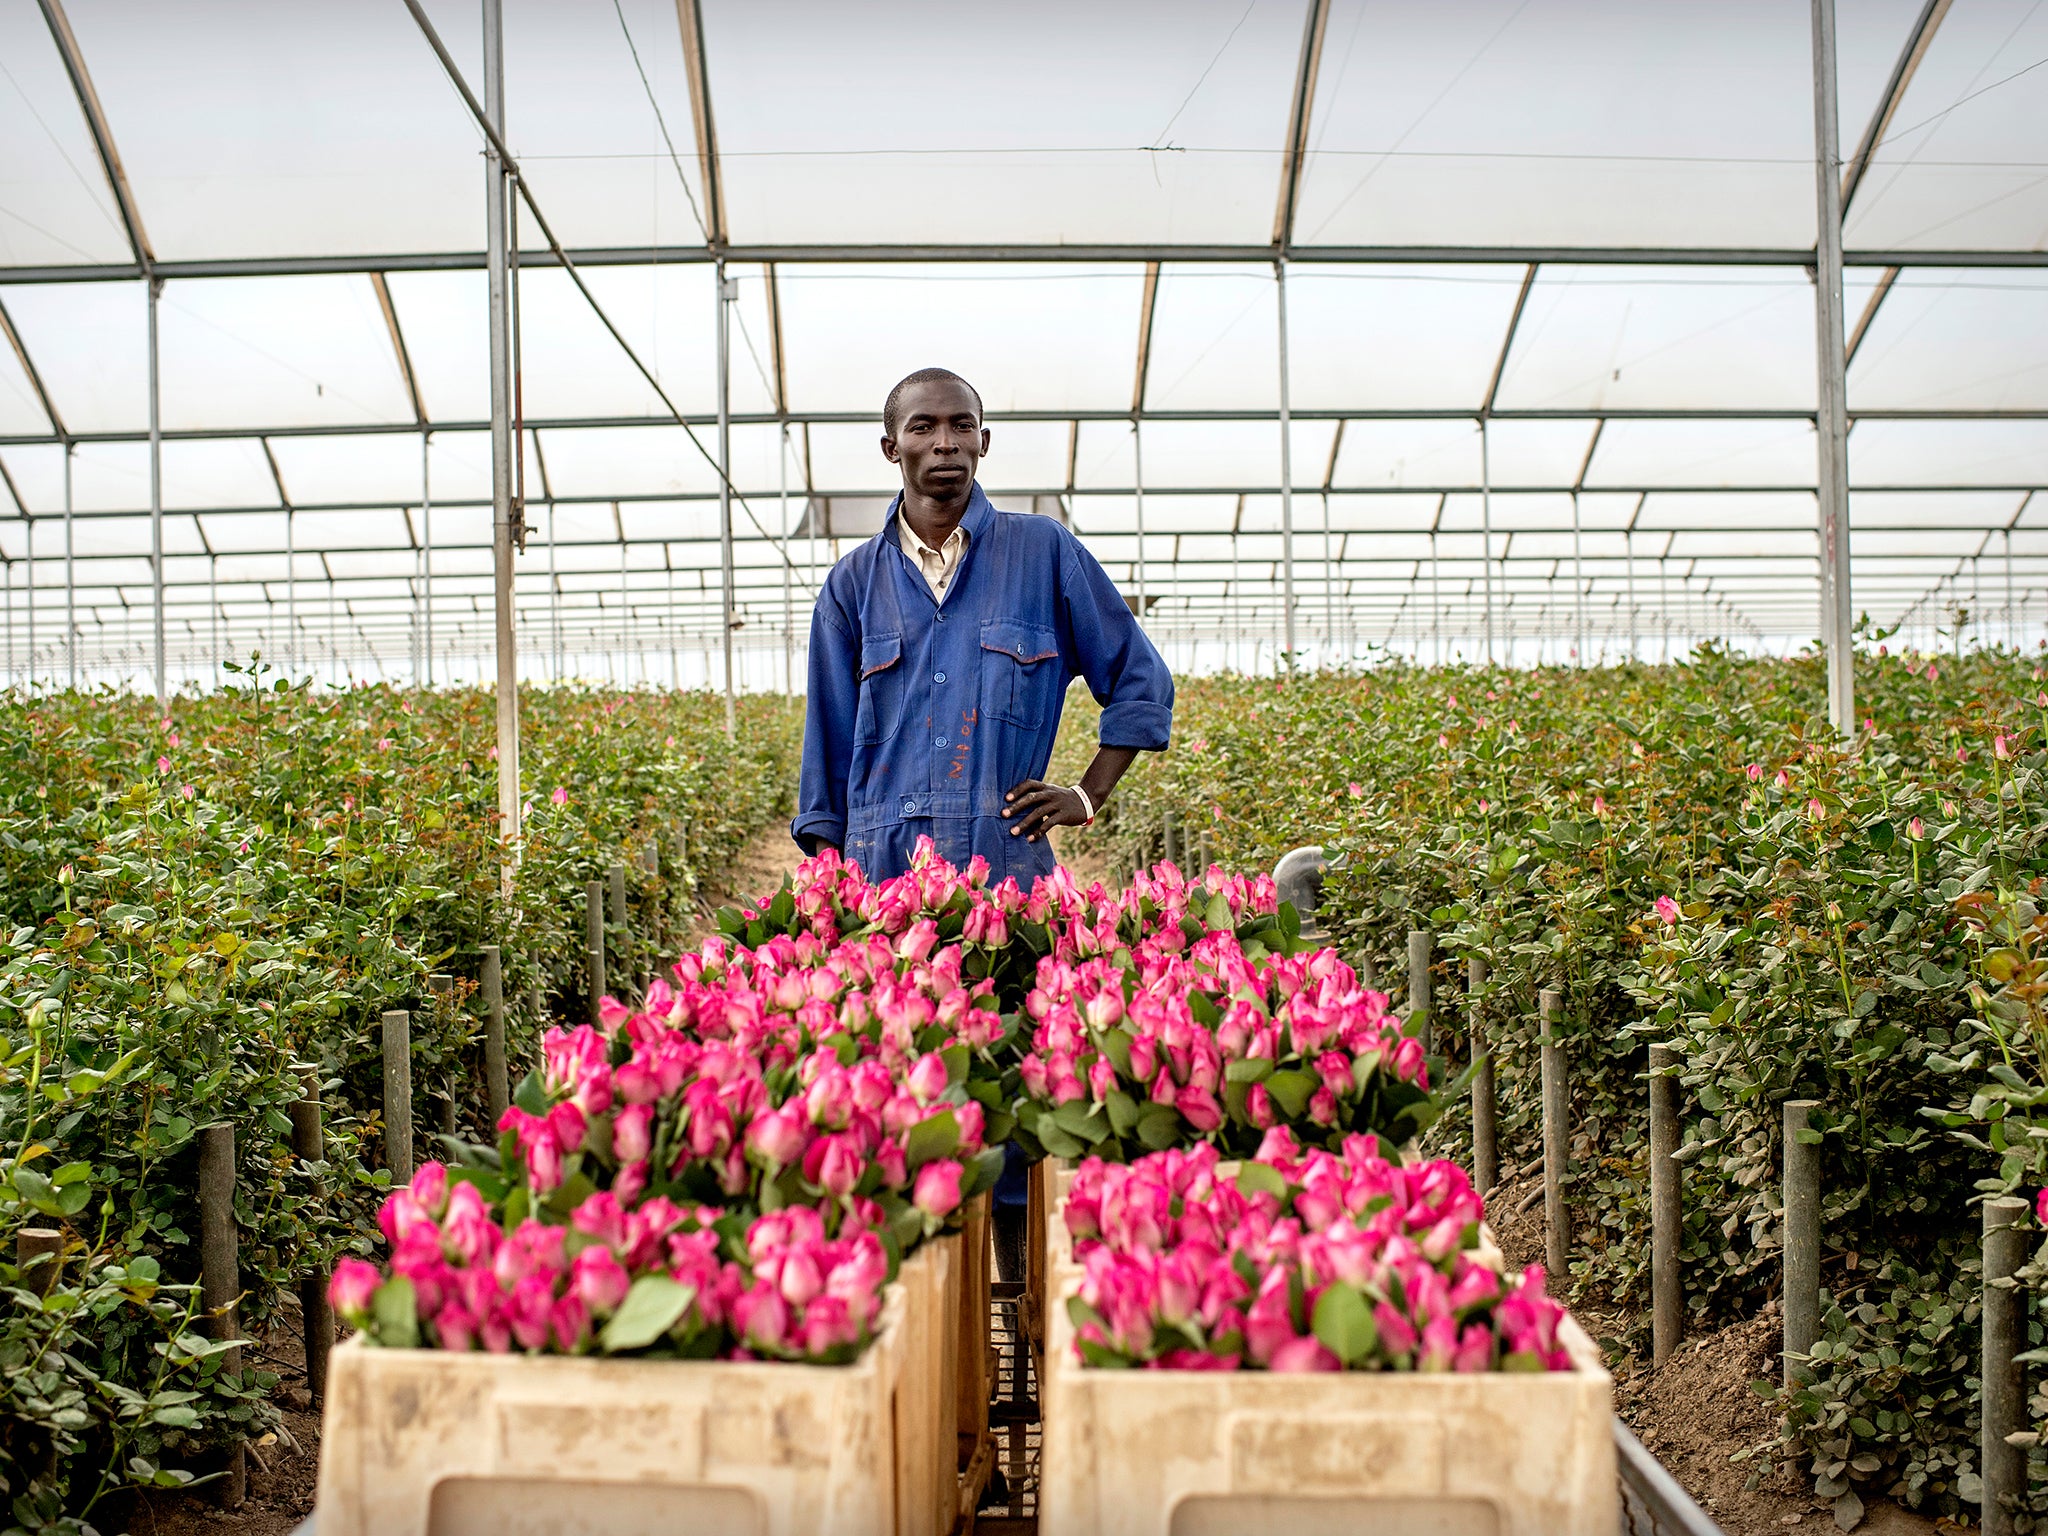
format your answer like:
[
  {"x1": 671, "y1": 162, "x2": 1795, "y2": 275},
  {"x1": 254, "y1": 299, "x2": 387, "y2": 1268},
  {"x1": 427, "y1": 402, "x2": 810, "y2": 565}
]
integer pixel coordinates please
[
  {"x1": 1654, "y1": 895, "x2": 1680, "y2": 926},
  {"x1": 611, "y1": 1103, "x2": 654, "y2": 1165},
  {"x1": 1909, "y1": 816, "x2": 1925, "y2": 840},
  {"x1": 914, "y1": 1159, "x2": 965, "y2": 1219},
  {"x1": 329, "y1": 1257, "x2": 383, "y2": 1323},
  {"x1": 906, "y1": 1052, "x2": 949, "y2": 1104}
]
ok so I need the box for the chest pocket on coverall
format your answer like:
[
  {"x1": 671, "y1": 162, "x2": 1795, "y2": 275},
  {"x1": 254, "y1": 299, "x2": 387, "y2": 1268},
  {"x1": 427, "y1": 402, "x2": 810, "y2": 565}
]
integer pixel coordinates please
[{"x1": 978, "y1": 620, "x2": 1061, "y2": 731}]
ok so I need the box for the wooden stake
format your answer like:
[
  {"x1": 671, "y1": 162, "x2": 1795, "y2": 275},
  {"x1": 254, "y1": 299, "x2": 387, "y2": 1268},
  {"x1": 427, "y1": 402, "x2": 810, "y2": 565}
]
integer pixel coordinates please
[
  {"x1": 481, "y1": 944, "x2": 508, "y2": 1124},
  {"x1": 289, "y1": 1069, "x2": 331, "y2": 1406},
  {"x1": 1538, "y1": 988, "x2": 1568, "y2": 1279},
  {"x1": 1781, "y1": 1099, "x2": 1820, "y2": 1388},
  {"x1": 198, "y1": 1124, "x2": 246, "y2": 1507},
  {"x1": 1648, "y1": 1042, "x2": 1682, "y2": 1367},
  {"x1": 1984, "y1": 1195, "x2": 2028, "y2": 1536},
  {"x1": 381, "y1": 1009, "x2": 413, "y2": 1185},
  {"x1": 1407, "y1": 929, "x2": 1434, "y2": 1054},
  {"x1": 1467, "y1": 957, "x2": 1497, "y2": 1194},
  {"x1": 15, "y1": 1228, "x2": 62, "y2": 1298},
  {"x1": 427, "y1": 973, "x2": 456, "y2": 1134},
  {"x1": 586, "y1": 879, "x2": 606, "y2": 1024}
]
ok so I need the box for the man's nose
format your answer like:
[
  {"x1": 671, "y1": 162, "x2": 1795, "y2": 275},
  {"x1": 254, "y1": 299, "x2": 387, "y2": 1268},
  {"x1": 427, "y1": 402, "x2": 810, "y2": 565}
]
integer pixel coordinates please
[{"x1": 933, "y1": 432, "x2": 959, "y2": 454}]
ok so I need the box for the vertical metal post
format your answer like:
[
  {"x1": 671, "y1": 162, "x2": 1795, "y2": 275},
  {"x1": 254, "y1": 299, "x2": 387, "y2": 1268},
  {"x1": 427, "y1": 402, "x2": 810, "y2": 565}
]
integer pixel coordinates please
[
  {"x1": 289, "y1": 1069, "x2": 330, "y2": 1406},
  {"x1": 1133, "y1": 422, "x2": 1146, "y2": 620},
  {"x1": 1467, "y1": 957, "x2": 1496, "y2": 1193},
  {"x1": 148, "y1": 276, "x2": 165, "y2": 704},
  {"x1": 63, "y1": 442, "x2": 74, "y2": 688},
  {"x1": 781, "y1": 421, "x2": 793, "y2": 696},
  {"x1": 484, "y1": 0, "x2": 521, "y2": 876},
  {"x1": 1649, "y1": 1042, "x2": 1683, "y2": 1367},
  {"x1": 197, "y1": 1123, "x2": 244, "y2": 1506},
  {"x1": 1572, "y1": 490, "x2": 1585, "y2": 664},
  {"x1": 1782, "y1": 1098, "x2": 1820, "y2": 1387},
  {"x1": 381, "y1": 1009, "x2": 413, "y2": 1185},
  {"x1": 24, "y1": 511, "x2": 33, "y2": 689},
  {"x1": 1275, "y1": 259, "x2": 1297, "y2": 667},
  {"x1": 585, "y1": 879, "x2": 606, "y2": 1024},
  {"x1": 1480, "y1": 420, "x2": 1495, "y2": 666},
  {"x1": 1539, "y1": 988, "x2": 1568, "y2": 1278},
  {"x1": 1984, "y1": 1194, "x2": 2027, "y2": 1535},
  {"x1": 481, "y1": 944, "x2": 508, "y2": 1124},
  {"x1": 716, "y1": 259, "x2": 736, "y2": 739},
  {"x1": 285, "y1": 503, "x2": 296, "y2": 677},
  {"x1": 421, "y1": 430, "x2": 433, "y2": 686},
  {"x1": 1811, "y1": 0, "x2": 1853, "y2": 732},
  {"x1": 1406, "y1": 929, "x2": 1433, "y2": 1055}
]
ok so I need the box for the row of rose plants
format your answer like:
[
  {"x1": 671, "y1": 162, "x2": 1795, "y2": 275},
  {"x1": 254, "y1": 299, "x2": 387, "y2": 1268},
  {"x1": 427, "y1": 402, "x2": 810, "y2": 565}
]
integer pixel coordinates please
[
  {"x1": 1058, "y1": 645, "x2": 2048, "y2": 1521},
  {"x1": 0, "y1": 671, "x2": 801, "y2": 1531}
]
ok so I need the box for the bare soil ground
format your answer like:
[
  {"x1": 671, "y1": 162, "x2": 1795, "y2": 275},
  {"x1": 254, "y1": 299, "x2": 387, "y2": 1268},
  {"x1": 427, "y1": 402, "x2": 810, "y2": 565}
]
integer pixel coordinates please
[{"x1": 1485, "y1": 1173, "x2": 1949, "y2": 1536}]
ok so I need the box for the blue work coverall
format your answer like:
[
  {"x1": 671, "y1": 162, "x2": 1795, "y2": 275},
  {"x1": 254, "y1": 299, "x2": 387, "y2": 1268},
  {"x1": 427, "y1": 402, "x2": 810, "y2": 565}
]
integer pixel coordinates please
[{"x1": 792, "y1": 484, "x2": 1174, "y2": 886}]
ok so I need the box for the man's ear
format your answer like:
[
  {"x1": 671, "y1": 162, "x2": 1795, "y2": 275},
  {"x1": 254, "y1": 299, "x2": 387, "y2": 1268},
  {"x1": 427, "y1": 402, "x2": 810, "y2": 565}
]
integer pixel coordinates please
[
  {"x1": 880, "y1": 433, "x2": 900, "y2": 464},
  {"x1": 979, "y1": 427, "x2": 991, "y2": 455}
]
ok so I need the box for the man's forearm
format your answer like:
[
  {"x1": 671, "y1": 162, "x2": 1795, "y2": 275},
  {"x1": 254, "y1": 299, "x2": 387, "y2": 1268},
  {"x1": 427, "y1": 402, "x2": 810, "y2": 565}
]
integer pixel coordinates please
[{"x1": 1077, "y1": 747, "x2": 1139, "y2": 812}]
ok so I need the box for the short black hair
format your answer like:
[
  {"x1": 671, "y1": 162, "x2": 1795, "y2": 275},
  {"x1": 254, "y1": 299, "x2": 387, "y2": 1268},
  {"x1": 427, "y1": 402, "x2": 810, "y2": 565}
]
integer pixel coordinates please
[{"x1": 882, "y1": 368, "x2": 983, "y2": 438}]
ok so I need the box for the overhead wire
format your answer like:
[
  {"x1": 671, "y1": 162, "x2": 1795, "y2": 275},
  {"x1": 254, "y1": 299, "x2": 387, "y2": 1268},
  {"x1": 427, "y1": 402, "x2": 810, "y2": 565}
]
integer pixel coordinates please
[{"x1": 402, "y1": 0, "x2": 817, "y2": 598}]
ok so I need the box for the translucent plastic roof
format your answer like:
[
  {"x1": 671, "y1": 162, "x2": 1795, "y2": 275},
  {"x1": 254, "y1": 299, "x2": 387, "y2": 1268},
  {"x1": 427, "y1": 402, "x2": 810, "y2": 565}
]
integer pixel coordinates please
[{"x1": 3, "y1": 0, "x2": 2048, "y2": 685}]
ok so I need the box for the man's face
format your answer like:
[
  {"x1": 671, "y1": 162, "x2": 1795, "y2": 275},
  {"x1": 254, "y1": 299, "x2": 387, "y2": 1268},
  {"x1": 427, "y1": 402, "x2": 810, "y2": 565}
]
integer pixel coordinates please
[{"x1": 881, "y1": 380, "x2": 988, "y2": 500}]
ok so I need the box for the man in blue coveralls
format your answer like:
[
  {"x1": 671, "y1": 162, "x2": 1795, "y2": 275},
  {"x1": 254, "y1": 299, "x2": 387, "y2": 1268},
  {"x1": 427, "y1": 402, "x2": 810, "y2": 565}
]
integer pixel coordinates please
[{"x1": 790, "y1": 367, "x2": 1174, "y2": 883}]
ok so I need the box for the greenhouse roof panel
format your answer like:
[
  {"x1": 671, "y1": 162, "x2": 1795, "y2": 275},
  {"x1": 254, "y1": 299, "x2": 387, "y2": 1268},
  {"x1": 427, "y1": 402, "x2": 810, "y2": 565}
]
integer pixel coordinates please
[
  {"x1": 1846, "y1": 270, "x2": 2048, "y2": 412},
  {"x1": 1841, "y1": 0, "x2": 2048, "y2": 253},
  {"x1": 1285, "y1": 266, "x2": 1526, "y2": 410},
  {"x1": 1292, "y1": 0, "x2": 1922, "y2": 251},
  {"x1": 779, "y1": 265, "x2": 1141, "y2": 418},
  {"x1": 0, "y1": 281, "x2": 145, "y2": 432},
  {"x1": 60, "y1": 0, "x2": 482, "y2": 261},
  {"x1": 700, "y1": 0, "x2": 1302, "y2": 247}
]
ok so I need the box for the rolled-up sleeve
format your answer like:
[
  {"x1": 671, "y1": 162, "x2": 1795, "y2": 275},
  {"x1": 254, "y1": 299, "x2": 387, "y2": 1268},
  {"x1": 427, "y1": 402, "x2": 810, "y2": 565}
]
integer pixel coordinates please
[
  {"x1": 1059, "y1": 533, "x2": 1174, "y2": 751},
  {"x1": 792, "y1": 588, "x2": 858, "y2": 851}
]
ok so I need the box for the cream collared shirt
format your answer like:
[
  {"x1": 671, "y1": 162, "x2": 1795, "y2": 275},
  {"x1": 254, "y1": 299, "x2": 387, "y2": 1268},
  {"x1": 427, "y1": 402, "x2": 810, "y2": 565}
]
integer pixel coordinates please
[{"x1": 897, "y1": 511, "x2": 968, "y2": 604}]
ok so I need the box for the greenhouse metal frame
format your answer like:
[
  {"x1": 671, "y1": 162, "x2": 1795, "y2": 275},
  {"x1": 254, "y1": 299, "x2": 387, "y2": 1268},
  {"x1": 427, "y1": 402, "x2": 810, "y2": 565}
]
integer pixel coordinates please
[{"x1": 3, "y1": 0, "x2": 2047, "y2": 741}]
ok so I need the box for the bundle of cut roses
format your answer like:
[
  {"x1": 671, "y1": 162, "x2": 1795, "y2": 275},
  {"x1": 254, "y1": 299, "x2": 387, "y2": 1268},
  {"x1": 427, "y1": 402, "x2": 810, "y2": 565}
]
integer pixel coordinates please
[
  {"x1": 1012, "y1": 928, "x2": 1439, "y2": 1162},
  {"x1": 1061, "y1": 1129, "x2": 1572, "y2": 1373},
  {"x1": 718, "y1": 838, "x2": 1293, "y2": 1013},
  {"x1": 330, "y1": 1164, "x2": 891, "y2": 1361}
]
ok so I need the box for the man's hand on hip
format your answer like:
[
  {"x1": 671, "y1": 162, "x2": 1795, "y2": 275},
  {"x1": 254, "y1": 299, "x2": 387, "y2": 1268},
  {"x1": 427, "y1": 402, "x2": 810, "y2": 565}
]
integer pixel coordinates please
[{"x1": 1000, "y1": 780, "x2": 1088, "y2": 843}]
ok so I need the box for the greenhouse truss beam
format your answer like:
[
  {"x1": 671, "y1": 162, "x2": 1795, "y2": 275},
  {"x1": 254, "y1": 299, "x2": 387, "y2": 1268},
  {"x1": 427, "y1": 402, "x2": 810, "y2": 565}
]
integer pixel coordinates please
[
  {"x1": 1271, "y1": 0, "x2": 1331, "y2": 250},
  {"x1": 9, "y1": 245, "x2": 2048, "y2": 286},
  {"x1": 6, "y1": 404, "x2": 2043, "y2": 453}
]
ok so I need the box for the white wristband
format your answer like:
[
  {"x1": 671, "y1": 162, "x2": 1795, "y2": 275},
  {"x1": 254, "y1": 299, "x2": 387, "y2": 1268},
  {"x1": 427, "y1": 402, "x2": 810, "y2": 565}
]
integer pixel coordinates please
[{"x1": 1071, "y1": 784, "x2": 1096, "y2": 824}]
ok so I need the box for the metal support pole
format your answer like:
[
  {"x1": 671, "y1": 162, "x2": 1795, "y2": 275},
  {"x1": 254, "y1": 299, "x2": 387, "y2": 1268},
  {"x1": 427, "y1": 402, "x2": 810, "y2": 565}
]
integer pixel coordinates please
[
  {"x1": 63, "y1": 444, "x2": 75, "y2": 688},
  {"x1": 289, "y1": 1069, "x2": 330, "y2": 1406},
  {"x1": 481, "y1": 944, "x2": 508, "y2": 1124},
  {"x1": 781, "y1": 421, "x2": 792, "y2": 696},
  {"x1": 1481, "y1": 420, "x2": 1495, "y2": 666},
  {"x1": 285, "y1": 503, "x2": 295, "y2": 677},
  {"x1": 1983, "y1": 1194, "x2": 2027, "y2": 1536},
  {"x1": 1649, "y1": 1042, "x2": 1683, "y2": 1367},
  {"x1": 1406, "y1": 929, "x2": 1433, "y2": 1055},
  {"x1": 586, "y1": 879, "x2": 606, "y2": 1024},
  {"x1": 1782, "y1": 1098, "x2": 1820, "y2": 1387},
  {"x1": 148, "y1": 275, "x2": 165, "y2": 704},
  {"x1": 421, "y1": 429, "x2": 432, "y2": 686},
  {"x1": 1133, "y1": 422, "x2": 1146, "y2": 620},
  {"x1": 381, "y1": 1009, "x2": 413, "y2": 1185},
  {"x1": 1539, "y1": 988, "x2": 1568, "y2": 1279},
  {"x1": 1275, "y1": 259, "x2": 1297, "y2": 667},
  {"x1": 716, "y1": 260, "x2": 737, "y2": 738},
  {"x1": 1812, "y1": 0, "x2": 1854, "y2": 732},
  {"x1": 197, "y1": 1123, "x2": 244, "y2": 1506},
  {"x1": 484, "y1": 0, "x2": 521, "y2": 877},
  {"x1": 1468, "y1": 957, "x2": 1496, "y2": 1193}
]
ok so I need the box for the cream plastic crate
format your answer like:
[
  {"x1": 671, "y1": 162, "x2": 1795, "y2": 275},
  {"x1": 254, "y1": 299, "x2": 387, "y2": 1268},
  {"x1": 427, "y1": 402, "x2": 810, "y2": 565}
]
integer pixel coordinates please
[
  {"x1": 895, "y1": 1236, "x2": 958, "y2": 1536},
  {"x1": 314, "y1": 1283, "x2": 908, "y2": 1536},
  {"x1": 1037, "y1": 1187, "x2": 1618, "y2": 1536}
]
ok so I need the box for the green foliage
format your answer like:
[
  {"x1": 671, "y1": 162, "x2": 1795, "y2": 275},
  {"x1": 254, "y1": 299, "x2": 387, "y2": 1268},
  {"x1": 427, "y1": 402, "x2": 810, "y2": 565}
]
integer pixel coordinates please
[
  {"x1": 1061, "y1": 646, "x2": 2048, "y2": 1518},
  {"x1": 0, "y1": 671, "x2": 799, "y2": 1525}
]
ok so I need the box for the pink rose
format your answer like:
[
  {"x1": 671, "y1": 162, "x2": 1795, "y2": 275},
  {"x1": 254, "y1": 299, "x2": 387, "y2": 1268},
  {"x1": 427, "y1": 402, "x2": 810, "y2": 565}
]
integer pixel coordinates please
[
  {"x1": 913, "y1": 1159, "x2": 964, "y2": 1220},
  {"x1": 329, "y1": 1257, "x2": 382, "y2": 1323}
]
